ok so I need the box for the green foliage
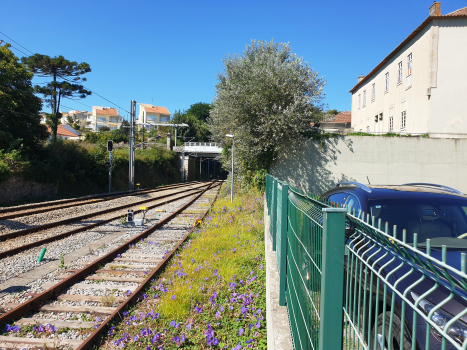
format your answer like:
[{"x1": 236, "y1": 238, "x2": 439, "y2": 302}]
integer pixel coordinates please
[
  {"x1": 21, "y1": 53, "x2": 91, "y2": 142},
  {"x1": 348, "y1": 132, "x2": 374, "y2": 136},
  {"x1": 84, "y1": 128, "x2": 129, "y2": 144},
  {"x1": 0, "y1": 44, "x2": 48, "y2": 154},
  {"x1": 422, "y1": 133, "x2": 429, "y2": 138},
  {"x1": 186, "y1": 102, "x2": 212, "y2": 123},
  {"x1": 209, "y1": 39, "x2": 325, "y2": 181},
  {"x1": 252, "y1": 169, "x2": 268, "y2": 192},
  {"x1": 172, "y1": 102, "x2": 212, "y2": 142},
  {"x1": 15, "y1": 140, "x2": 180, "y2": 198}
]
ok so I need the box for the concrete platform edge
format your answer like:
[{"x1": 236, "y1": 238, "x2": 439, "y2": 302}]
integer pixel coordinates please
[{"x1": 265, "y1": 199, "x2": 293, "y2": 350}]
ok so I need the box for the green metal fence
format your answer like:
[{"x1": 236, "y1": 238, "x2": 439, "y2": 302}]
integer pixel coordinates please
[{"x1": 266, "y1": 174, "x2": 467, "y2": 350}]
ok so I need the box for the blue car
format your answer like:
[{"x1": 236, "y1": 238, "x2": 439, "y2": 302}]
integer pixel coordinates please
[{"x1": 322, "y1": 182, "x2": 467, "y2": 350}]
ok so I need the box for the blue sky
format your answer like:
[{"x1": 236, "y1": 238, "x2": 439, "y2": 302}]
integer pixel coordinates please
[{"x1": 1, "y1": 0, "x2": 466, "y2": 120}]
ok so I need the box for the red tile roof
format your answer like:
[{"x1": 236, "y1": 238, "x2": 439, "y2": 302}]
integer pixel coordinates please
[
  {"x1": 144, "y1": 106, "x2": 170, "y2": 115},
  {"x1": 330, "y1": 111, "x2": 351, "y2": 123},
  {"x1": 96, "y1": 108, "x2": 119, "y2": 116},
  {"x1": 445, "y1": 6, "x2": 467, "y2": 16},
  {"x1": 350, "y1": 7, "x2": 467, "y2": 93},
  {"x1": 46, "y1": 125, "x2": 79, "y2": 138}
]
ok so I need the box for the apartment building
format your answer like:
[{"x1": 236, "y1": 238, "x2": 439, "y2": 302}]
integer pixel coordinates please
[
  {"x1": 85, "y1": 106, "x2": 123, "y2": 131},
  {"x1": 350, "y1": 3, "x2": 467, "y2": 136},
  {"x1": 137, "y1": 104, "x2": 170, "y2": 130}
]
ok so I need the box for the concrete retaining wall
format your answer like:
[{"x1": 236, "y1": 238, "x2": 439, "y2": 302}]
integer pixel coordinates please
[{"x1": 270, "y1": 136, "x2": 467, "y2": 195}]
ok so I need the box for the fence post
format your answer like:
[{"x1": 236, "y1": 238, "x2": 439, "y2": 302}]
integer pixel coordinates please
[
  {"x1": 319, "y1": 207, "x2": 347, "y2": 350},
  {"x1": 271, "y1": 178, "x2": 277, "y2": 251},
  {"x1": 279, "y1": 183, "x2": 288, "y2": 306}
]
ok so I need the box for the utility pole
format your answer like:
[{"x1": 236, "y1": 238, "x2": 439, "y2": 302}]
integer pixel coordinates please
[
  {"x1": 107, "y1": 140, "x2": 113, "y2": 193},
  {"x1": 129, "y1": 100, "x2": 136, "y2": 190},
  {"x1": 174, "y1": 126, "x2": 178, "y2": 147}
]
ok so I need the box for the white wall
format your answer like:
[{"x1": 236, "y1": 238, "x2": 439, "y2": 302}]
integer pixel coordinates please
[
  {"x1": 351, "y1": 22, "x2": 433, "y2": 134},
  {"x1": 430, "y1": 18, "x2": 467, "y2": 135},
  {"x1": 270, "y1": 136, "x2": 467, "y2": 195}
]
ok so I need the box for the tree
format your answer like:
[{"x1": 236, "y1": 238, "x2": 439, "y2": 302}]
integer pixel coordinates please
[
  {"x1": 208, "y1": 39, "x2": 325, "y2": 179},
  {"x1": 186, "y1": 102, "x2": 212, "y2": 123},
  {"x1": 0, "y1": 44, "x2": 48, "y2": 153},
  {"x1": 172, "y1": 103, "x2": 212, "y2": 142},
  {"x1": 22, "y1": 54, "x2": 91, "y2": 142}
]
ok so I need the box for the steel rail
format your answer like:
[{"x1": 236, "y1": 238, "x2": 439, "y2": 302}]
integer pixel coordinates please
[
  {"x1": 76, "y1": 181, "x2": 221, "y2": 350},
  {"x1": 0, "y1": 182, "x2": 210, "y2": 242},
  {"x1": 0, "y1": 181, "x2": 221, "y2": 344},
  {"x1": 0, "y1": 184, "x2": 212, "y2": 259},
  {"x1": 0, "y1": 182, "x2": 202, "y2": 220}
]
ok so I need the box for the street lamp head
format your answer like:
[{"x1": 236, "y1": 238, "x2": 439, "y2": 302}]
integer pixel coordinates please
[{"x1": 225, "y1": 134, "x2": 234, "y2": 138}]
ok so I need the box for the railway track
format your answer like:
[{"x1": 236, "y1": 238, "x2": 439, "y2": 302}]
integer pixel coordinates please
[
  {"x1": 0, "y1": 182, "x2": 202, "y2": 221},
  {"x1": 0, "y1": 182, "x2": 211, "y2": 262},
  {"x1": 0, "y1": 181, "x2": 221, "y2": 349}
]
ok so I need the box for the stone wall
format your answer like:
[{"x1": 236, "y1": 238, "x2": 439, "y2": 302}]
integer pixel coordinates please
[
  {"x1": 270, "y1": 136, "x2": 467, "y2": 195},
  {"x1": 0, "y1": 176, "x2": 58, "y2": 205}
]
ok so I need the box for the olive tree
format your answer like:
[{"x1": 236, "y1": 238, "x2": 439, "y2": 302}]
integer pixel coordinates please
[{"x1": 208, "y1": 39, "x2": 325, "y2": 181}]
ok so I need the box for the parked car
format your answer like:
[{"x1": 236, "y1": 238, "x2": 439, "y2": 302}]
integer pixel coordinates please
[{"x1": 321, "y1": 182, "x2": 467, "y2": 350}]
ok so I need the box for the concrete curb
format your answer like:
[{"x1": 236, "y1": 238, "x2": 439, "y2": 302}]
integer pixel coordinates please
[{"x1": 265, "y1": 199, "x2": 293, "y2": 350}]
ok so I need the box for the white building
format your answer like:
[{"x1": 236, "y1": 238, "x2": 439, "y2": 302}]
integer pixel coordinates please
[
  {"x1": 85, "y1": 106, "x2": 123, "y2": 132},
  {"x1": 350, "y1": 3, "x2": 467, "y2": 136},
  {"x1": 137, "y1": 104, "x2": 170, "y2": 130}
]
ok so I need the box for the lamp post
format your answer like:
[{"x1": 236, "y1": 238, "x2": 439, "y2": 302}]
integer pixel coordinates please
[{"x1": 225, "y1": 133, "x2": 234, "y2": 202}]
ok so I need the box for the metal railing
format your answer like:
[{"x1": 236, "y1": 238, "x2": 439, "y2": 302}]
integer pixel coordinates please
[
  {"x1": 266, "y1": 174, "x2": 467, "y2": 350},
  {"x1": 184, "y1": 142, "x2": 220, "y2": 147}
]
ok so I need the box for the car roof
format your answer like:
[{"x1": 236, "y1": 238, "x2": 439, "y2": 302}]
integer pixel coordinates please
[{"x1": 323, "y1": 184, "x2": 467, "y2": 201}]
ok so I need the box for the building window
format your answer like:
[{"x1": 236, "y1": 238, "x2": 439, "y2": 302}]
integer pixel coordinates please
[
  {"x1": 389, "y1": 107, "x2": 394, "y2": 132},
  {"x1": 407, "y1": 53, "x2": 412, "y2": 76},
  {"x1": 401, "y1": 101, "x2": 406, "y2": 131},
  {"x1": 398, "y1": 61, "x2": 403, "y2": 83},
  {"x1": 363, "y1": 91, "x2": 366, "y2": 107},
  {"x1": 358, "y1": 94, "x2": 361, "y2": 109},
  {"x1": 97, "y1": 117, "x2": 106, "y2": 122},
  {"x1": 385, "y1": 72, "x2": 389, "y2": 92},
  {"x1": 160, "y1": 116, "x2": 169, "y2": 122},
  {"x1": 110, "y1": 117, "x2": 118, "y2": 123},
  {"x1": 371, "y1": 83, "x2": 375, "y2": 102}
]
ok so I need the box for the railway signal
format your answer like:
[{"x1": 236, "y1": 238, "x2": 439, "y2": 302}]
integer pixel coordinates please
[{"x1": 107, "y1": 140, "x2": 113, "y2": 152}]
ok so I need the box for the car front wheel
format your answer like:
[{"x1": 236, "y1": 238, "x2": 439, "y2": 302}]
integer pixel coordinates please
[{"x1": 371, "y1": 311, "x2": 412, "y2": 350}]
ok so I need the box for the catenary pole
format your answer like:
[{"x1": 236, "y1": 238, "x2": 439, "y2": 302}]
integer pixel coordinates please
[{"x1": 129, "y1": 100, "x2": 136, "y2": 190}]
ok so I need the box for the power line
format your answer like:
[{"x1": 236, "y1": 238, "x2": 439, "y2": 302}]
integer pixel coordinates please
[
  {"x1": 8, "y1": 45, "x2": 30, "y2": 57},
  {"x1": 0, "y1": 31, "x2": 34, "y2": 54},
  {"x1": 0, "y1": 108, "x2": 42, "y2": 119},
  {"x1": 0, "y1": 31, "x2": 130, "y2": 114}
]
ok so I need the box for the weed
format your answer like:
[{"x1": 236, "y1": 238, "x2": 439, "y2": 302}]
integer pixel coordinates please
[
  {"x1": 101, "y1": 294, "x2": 116, "y2": 307},
  {"x1": 119, "y1": 215, "x2": 128, "y2": 225},
  {"x1": 58, "y1": 254, "x2": 67, "y2": 269},
  {"x1": 422, "y1": 133, "x2": 429, "y2": 138},
  {"x1": 56, "y1": 327, "x2": 70, "y2": 334}
]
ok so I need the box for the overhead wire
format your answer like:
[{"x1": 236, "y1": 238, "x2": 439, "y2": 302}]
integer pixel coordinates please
[{"x1": 0, "y1": 31, "x2": 130, "y2": 114}]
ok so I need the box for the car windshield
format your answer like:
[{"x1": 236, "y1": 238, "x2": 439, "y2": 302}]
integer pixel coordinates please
[{"x1": 367, "y1": 198, "x2": 467, "y2": 246}]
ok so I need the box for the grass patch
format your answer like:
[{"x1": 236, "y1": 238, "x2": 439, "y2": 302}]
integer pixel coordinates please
[{"x1": 101, "y1": 184, "x2": 266, "y2": 349}]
